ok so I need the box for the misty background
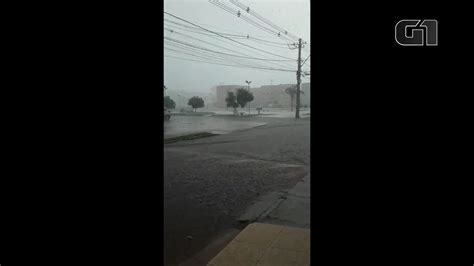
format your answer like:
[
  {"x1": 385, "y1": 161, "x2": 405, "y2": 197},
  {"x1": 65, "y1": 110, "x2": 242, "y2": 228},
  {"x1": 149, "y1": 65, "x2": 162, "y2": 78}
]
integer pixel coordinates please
[{"x1": 164, "y1": 0, "x2": 310, "y2": 97}]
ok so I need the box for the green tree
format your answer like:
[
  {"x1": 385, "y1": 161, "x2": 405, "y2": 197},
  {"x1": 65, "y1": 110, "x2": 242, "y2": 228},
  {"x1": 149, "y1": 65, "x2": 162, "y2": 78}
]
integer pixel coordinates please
[
  {"x1": 187, "y1": 96, "x2": 204, "y2": 112},
  {"x1": 225, "y1": 91, "x2": 239, "y2": 115},
  {"x1": 236, "y1": 88, "x2": 254, "y2": 108},
  {"x1": 164, "y1": 96, "x2": 176, "y2": 109}
]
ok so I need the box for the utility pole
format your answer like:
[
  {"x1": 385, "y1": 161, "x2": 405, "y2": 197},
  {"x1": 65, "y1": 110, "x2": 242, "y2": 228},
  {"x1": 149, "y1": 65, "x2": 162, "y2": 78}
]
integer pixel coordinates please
[
  {"x1": 245, "y1": 80, "x2": 252, "y2": 115},
  {"x1": 295, "y1": 38, "x2": 302, "y2": 119},
  {"x1": 290, "y1": 39, "x2": 306, "y2": 118}
]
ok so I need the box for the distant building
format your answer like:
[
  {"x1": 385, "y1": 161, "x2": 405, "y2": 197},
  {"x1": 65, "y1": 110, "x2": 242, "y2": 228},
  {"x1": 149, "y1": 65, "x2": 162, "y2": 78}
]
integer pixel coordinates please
[{"x1": 215, "y1": 83, "x2": 310, "y2": 109}]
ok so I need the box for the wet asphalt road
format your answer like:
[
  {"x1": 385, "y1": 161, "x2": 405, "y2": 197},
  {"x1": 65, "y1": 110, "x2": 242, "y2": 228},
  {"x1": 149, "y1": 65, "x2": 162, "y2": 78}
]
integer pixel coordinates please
[
  {"x1": 164, "y1": 117, "x2": 310, "y2": 265},
  {"x1": 164, "y1": 115, "x2": 266, "y2": 138}
]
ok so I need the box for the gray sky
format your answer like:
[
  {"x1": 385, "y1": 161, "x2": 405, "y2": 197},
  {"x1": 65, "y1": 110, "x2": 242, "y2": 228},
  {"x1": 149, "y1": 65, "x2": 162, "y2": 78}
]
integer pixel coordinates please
[{"x1": 164, "y1": 0, "x2": 310, "y2": 93}]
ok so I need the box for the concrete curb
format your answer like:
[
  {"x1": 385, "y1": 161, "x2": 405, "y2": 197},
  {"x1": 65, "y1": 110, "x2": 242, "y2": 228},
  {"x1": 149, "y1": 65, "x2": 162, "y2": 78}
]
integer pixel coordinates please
[
  {"x1": 237, "y1": 191, "x2": 288, "y2": 223},
  {"x1": 258, "y1": 173, "x2": 311, "y2": 228},
  {"x1": 164, "y1": 132, "x2": 217, "y2": 144}
]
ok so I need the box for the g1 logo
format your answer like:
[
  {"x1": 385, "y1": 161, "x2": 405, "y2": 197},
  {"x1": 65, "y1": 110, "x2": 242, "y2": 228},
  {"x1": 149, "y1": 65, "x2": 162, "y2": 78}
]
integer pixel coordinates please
[{"x1": 395, "y1": 19, "x2": 438, "y2": 46}]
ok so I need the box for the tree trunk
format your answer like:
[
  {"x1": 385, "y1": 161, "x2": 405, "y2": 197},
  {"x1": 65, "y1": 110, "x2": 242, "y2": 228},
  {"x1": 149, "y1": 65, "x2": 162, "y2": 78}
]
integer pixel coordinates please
[{"x1": 290, "y1": 95, "x2": 294, "y2": 111}]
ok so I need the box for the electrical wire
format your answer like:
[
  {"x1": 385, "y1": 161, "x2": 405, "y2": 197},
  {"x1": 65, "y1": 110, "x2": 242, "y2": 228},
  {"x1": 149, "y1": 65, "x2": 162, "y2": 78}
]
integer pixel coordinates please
[
  {"x1": 210, "y1": 0, "x2": 296, "y2": 43},
  {"x1": 164, "y1": 40, "x2": 292, "y2": 70},
  {"x1": 164, "y1": 16, "x2": 297, "y2": 56},
  {"x1": 164, "y1": 36, "x2": 297, "y2": 73},
  {"x1": 185, "y1": 22, "x2": 294, "y2": 46},
  {"x1": 211, "y1": 1, "x2": 280, "y2": 37},
  {"x1": 163, "y1": 37, "x2": 295, "y2": 70},
  {"x1": 301, "y1": 54, "x2": 311, "y2": 67},
  {"x1": 164, "y1": 11, "x2": 296, "y2": 60},
  {"x1": 164, "y1": 22, "x2": 292, "y2": 49},
  {"x1": 230, "y1": 0, "x2": 302, "y2": 42},
  {"x1": 164, "y1": 46, "x2": 292, "y2": 72},
  {"x1": 164, "y1": 55, "x2": 296, "y2": 72},
  {"x1": 162, "y1": 26, "x2": 296, "y2": 70},
  {"x1": 163, "y1": 28, "x2": 295, "y2": 62}
]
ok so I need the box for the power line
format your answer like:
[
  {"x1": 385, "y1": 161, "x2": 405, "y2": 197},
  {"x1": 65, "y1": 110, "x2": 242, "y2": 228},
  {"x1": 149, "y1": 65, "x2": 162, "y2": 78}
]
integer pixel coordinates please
[
  {"x1": 164, "y1": 16, "x2": 297, "y2": 61},
  {"x1": 164, "y1": 11, "x2": 295, "y2": 60},
  {"x1": 230, "y1": 0, "x2": 302, "y2": 42},
  {"x1": 246, "y1": 38, "x2": 294, "y2": 49},
  {"x1": 164, "y1": 36, "x2": 297, "y2": 73},
  {"x1": 163, "y1": 37, "x2": 295, "y2": 70},
  {"x1": 230, "y1": 0, "x2": 292, "y2": 35},
  {"x1": 162, "y1": 26, "x2": 295, "y2": 70},
  {"x1": 301, "y1": 54, "x2": 311, "y2": 67},
  {"x1": 245, "y1": 36, "x2": 290, "y2": 46},
  {"x1": 231, "y1": 1, "x2": 298, "y2": 42},
  {"x1": 164, "y1": 11, "x2": 301, "y2": 71},
  {"x1": 164, "y1": 55, "x2": 296, "y2": 72},
  {"x1": 183, "y1": 19, "x2": 294, "y2": 47},
  {"x1": 163, "y1": 28, "x2": 295, "y2": 62},
  {"x1": 211, "y1": 1, "x2": 281, "y2": 37},
  {"x1": 165, "y1": 18, "x2": 248, "y2": 38},
  {"x1": 164, "y1": 22, "x2": 291, "y2": 49},
  {"x1": 211, "y1": 1, "x2": 277, "y2": 37},
  {"x1": 165, "y1": 47, "x2": 265, "y2": 69},
  {"x1": 164, "y1": 35, "x2": 296, "y2": 71},
  {"x1": 164, "y1": 41, "x2": 292, "y2": 70},
  {"x1": 164, "y1": 22, "x2": 233, "y2": 38},
  {"x1": 164, "y1": 46, "x2": 292, "y2": 72},
  {"x1": 195, "y1": 21, "x2": 286, "y2": 39},
  {"x1": 210, "y1": 0, "x2": 296, "y2": 43}
]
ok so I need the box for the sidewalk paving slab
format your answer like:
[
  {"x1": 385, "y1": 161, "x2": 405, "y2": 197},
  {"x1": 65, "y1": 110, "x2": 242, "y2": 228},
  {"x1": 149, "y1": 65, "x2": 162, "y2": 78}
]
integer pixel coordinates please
[
  {"x1": 207, "y1": 223, "x2": 310, "y2": 266},
  {"x1": 259, "y1": 173, "x2": 310, "y2": 229},
  {"x1": 262, "y1": 196, "x2": 311, "y2": 228},
  {"x1": 180, "y1": 229, "x2": 241, "y2": 266}
]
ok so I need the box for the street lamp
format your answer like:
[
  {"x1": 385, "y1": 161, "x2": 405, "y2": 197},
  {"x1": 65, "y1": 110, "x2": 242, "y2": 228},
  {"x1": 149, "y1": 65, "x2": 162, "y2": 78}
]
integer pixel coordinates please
[{"x1": 245, "y1": 80, "x2": 251, "y2": 115}]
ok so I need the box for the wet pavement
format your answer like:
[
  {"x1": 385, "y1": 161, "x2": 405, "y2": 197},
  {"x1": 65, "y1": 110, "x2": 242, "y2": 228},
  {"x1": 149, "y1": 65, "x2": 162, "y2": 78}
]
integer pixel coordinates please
[
  {"x1": 164, "y1": 115, "x2": 266, "y2": 138},
  {"x1": 212, "y1": 108, "x2": 311, "y2": 119},
  {"x1": 164, "y1": 117, "x2": 310, "y2": 265}
]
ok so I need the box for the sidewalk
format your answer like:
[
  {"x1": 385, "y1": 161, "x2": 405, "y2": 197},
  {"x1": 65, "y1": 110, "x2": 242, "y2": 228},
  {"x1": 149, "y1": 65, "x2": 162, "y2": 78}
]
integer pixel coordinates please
[
  {"x1": 206, "y1": 174, "x2": 311, "y2": 266},
  {"x1": 207, "y1": 223, "x2": 310, "y2": 266},
  {"x1": 259, "y1": 173, "x2": 310, "y2": 228}
]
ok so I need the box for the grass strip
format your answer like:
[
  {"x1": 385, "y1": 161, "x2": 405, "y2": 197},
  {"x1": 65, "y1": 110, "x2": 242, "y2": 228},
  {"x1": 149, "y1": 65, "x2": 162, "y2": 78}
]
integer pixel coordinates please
[{"x1": 164, "y1": 132, "x2": 217, "y2": 144}]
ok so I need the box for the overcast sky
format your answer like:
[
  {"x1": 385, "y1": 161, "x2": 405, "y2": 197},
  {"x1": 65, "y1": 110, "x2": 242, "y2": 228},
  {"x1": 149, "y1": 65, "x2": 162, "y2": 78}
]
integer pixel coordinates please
[{"x1": 164, "y1": 0, "x2": 310, "y2": 93}]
